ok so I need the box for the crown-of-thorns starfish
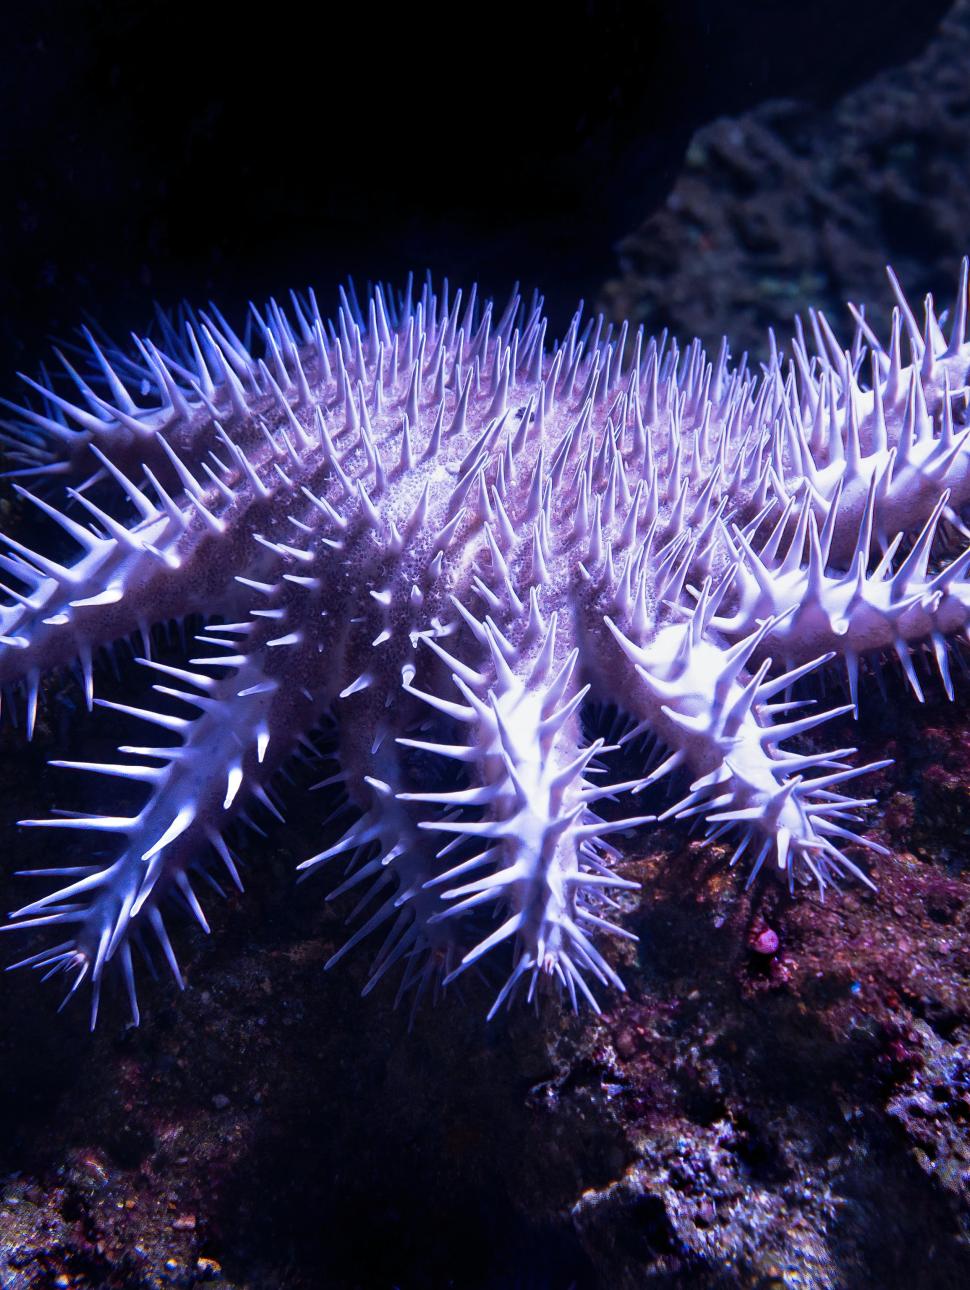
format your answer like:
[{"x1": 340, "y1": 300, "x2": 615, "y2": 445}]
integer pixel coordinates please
[{"x1": 1, "y1": 263, "x2": 968, "y2": 1027}]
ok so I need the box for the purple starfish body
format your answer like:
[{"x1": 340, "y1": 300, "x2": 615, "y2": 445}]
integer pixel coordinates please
[{"x1": 2, "y1": 267, "x2": 969, "y2": 1025}]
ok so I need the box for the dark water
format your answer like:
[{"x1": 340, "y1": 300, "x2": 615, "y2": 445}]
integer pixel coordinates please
[{"x1": 0, "y1": 1, "x2": 951, "y2": 364}]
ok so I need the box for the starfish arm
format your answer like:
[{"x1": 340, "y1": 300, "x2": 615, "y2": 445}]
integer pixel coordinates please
[
  {"x1": 595, "y1": 609, "x2": 889, "y2": 895},
  {"x1": 0, "y1": 291, "x2": 418, "y2": 725},
  {"x1": 5, "y1": 650, "x2": 322, "y2": 1027},
  {"x1": 762, "y1": 273, "x2": 970, "y2": 563},
  {"x1": 0, "y1": 474, "x2": 255, "y2": 720},
  {"x1": 2, "y1": 309, "x2": 293, "y2": 487},
  {"x1": 390, "y1": 607, "x2": 645, "y2": 1017},
  {"x1": 710, "y1": 478, "x2": 970, "y2": 706},
  {"x1": 298, "y1": 684, "x2": 470, "y2": 1006}
]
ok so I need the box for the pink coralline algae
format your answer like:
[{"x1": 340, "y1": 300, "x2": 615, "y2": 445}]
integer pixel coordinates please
[{"x1": 1, "y1": 265, "x2": 969, "y2": 1027}]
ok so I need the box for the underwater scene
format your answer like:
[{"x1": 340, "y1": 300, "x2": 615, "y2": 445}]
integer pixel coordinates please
[{"x1": 1, "y1": 3, "x2": 969, "y2": 1287}]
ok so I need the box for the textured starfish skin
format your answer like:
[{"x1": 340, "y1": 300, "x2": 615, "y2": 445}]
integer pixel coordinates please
[{"x1": 2, "y1": 267, "x2": 970, "y2": 1026}]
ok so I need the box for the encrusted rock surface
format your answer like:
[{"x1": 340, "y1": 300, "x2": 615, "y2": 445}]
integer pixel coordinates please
[
  {"x1": 602, "y1": 1, "x2": 970, "y2": 361},
  {"x1": 566, "y1": 686, "x2": 970, "y2": 1288}
]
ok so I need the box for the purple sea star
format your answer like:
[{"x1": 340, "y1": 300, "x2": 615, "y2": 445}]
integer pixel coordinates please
[{"x1": 2, "y1": 265, "x2": 969, "y2": 1026}]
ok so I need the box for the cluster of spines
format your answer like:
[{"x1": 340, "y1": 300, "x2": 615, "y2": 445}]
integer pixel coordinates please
[{"x1": 6, "y1": 651, "x2": 283, "y2": 1025}]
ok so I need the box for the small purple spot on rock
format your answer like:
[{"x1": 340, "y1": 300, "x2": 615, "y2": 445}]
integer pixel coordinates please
[{"x1": 751, "y1": 928, "x2": 779, "y2": 956}]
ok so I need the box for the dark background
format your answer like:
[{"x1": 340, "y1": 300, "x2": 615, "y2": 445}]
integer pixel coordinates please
[{"x1": 0, "y1": 0, "x2": 953, "y2": 375}]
